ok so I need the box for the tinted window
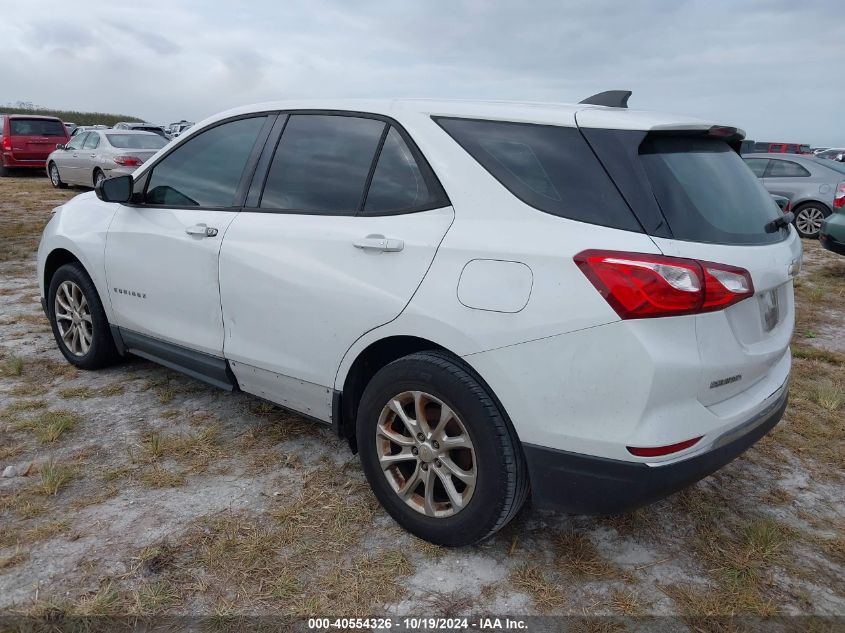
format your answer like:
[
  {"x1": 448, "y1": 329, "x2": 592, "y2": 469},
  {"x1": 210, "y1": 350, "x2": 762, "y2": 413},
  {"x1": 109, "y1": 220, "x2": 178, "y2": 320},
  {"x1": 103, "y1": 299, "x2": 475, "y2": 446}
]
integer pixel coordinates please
[
  {"x1": 107, "y1": 134, "x2": 167, "y2": 150},
  {"x1": 66, "y1": 133, "x2": 87, "y2": 150},
  {"x1": 639, "y1": 137, "x2": 783, "y2": 245},
  {"x1": 363, "y1": 127, "x2": 435, "y2": 214},
  {"x1": 10, "y1": 118, "x2": 66, "y2": 137},
  {"x1": 145, "y1": 117, "x2": 265, "y2": 207},
  {"x1": 83, "y1": 133, "x2": 100, "y2": 150},
  {"x1": 767, "y1": 160, "x2": 810, "y2": 178},
  {"x1": 744, "y1": 158, "x2": 769, "y2": 177},
  {"x1": 261, "y1": 115, "x2": 385, "y2": 214},
  {"x1": 436, "y1": 117, "x2": 640, "y2": 231}
]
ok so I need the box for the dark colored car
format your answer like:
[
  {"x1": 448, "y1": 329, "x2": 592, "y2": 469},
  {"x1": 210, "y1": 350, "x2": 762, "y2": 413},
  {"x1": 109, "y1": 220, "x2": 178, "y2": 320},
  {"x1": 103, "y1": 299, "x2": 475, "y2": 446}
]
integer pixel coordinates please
[
  {"x1": 0, "y1": 114, "x2": 70, "y2": 176},
  {"x1": 819, "y1": 182, "x2": 845, "y2": 255}
]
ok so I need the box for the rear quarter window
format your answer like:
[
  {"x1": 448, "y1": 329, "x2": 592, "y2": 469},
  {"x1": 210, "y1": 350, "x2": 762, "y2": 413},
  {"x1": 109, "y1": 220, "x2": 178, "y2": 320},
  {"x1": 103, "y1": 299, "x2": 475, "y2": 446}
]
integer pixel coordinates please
[{"x1": 435, "y1": 117, "x2": 641, "y2": 232}]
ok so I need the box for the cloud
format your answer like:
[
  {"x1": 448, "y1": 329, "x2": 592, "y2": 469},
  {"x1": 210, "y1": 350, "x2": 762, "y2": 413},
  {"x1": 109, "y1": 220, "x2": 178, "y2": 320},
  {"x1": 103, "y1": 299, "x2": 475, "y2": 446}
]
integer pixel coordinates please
[{"x1": 0, "y1": 0, "x2": 842, "y2": 145}]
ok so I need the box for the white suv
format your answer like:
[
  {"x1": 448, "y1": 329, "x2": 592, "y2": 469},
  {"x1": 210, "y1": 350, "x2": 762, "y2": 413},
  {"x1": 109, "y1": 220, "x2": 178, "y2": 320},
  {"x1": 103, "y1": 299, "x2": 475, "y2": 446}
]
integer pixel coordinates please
[{"x1": 37, "y1": 94, "x2": 801, "y2": 546}]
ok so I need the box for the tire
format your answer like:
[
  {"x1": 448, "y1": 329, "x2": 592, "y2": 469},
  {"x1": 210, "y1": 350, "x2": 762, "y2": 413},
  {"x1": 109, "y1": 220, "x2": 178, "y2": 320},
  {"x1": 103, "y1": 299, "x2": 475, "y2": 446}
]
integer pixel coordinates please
[
  {"x1": 48, "y1": 162, "x2": 68, "y2": 189},
  {"x1": 0, "y1": 164, "x2": 9, "y2": 177},
  {"x1": 93, "y1": 169, "x2": 105, "y2": 188},
  {"x1": 793, "y1": 202, "x2": 830, "y2": 239},
  {"x1": 47, "y1": 263, "x2": 119, "y2": 369},
  {"x1": 356, "y1": 350, "x2": 528, "y2": 546}
]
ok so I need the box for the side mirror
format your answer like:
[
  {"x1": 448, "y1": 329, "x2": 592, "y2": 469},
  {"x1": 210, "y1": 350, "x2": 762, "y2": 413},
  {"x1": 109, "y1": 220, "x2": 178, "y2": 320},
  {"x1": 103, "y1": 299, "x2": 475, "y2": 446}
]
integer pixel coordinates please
[
  {"x1": 95, "y1": 174, "x2": 133, "y2": 203},
  {"x1": 56, "y1": 144, "x2": 65, "y2": 150}
]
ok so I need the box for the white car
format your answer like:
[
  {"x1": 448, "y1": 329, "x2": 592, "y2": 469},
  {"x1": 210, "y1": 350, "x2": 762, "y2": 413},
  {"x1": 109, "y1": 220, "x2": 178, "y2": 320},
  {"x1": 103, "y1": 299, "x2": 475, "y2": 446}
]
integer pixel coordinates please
[{"x1": 37, "y1": 94, "x2": 801, "y2": 546}]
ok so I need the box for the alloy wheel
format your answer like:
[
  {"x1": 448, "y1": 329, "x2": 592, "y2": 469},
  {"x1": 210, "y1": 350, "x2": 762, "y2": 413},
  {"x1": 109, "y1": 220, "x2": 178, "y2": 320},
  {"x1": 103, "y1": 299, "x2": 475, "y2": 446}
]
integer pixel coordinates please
[
  {"x1": 54, "y1": 280, "x2": 93, "y2": 356},
  {"x1": 376, "y1": 390, "x2": 476, "y2": 517},
  {"x1": 795, "y1": 207, "x2": 825, "y2": 236},
  {"x1": 50, "y1": 164, "x2": 60, "y2": 187},
  {"x1": 95, "y1": 172, "x2": 105, "y2": 187}
]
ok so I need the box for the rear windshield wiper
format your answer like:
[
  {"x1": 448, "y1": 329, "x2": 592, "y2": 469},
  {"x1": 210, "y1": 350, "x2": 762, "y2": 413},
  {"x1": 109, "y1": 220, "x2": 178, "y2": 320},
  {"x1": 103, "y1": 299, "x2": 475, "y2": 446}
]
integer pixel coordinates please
[{"x1": 765, "y1": 211, "x2": 794, "y2": 233}]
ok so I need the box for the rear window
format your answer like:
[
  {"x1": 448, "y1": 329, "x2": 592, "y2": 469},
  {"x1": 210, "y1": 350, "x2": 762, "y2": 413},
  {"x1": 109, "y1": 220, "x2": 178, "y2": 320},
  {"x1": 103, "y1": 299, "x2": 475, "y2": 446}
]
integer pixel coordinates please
[
  {"x1": 638, "y1": 137, "x2": 784, "y2": 245},
  {"x1": 435, "y1": 117, "x2": 641, "y2": 232},
  {"x1": 106, "y1": 134, "x2": 168, "y2": 150},
  {"x1": 10, "y1": 118, "x2": 66, "y2": 137}
]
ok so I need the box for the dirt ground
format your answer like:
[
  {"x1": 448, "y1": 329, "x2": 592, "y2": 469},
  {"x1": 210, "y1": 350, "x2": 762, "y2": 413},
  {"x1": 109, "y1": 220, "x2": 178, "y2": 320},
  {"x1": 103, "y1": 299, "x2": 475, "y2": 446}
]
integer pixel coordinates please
[{"x1": 1, "y1": 174, "x2": 843, "y2": 629}]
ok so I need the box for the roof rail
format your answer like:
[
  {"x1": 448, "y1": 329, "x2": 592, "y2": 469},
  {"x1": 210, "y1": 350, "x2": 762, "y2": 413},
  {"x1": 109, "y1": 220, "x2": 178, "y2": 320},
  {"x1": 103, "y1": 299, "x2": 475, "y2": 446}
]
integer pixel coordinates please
[{"x1": 579, "y1": 90, "x2": 632, "y2": 108}]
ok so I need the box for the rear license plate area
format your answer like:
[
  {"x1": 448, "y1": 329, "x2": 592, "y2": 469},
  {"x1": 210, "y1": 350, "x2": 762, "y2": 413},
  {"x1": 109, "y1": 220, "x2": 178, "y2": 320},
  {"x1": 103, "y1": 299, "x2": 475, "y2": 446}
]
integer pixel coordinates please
[{"x1": 759, "y1": 288, "x2": 780, "y2": 332}]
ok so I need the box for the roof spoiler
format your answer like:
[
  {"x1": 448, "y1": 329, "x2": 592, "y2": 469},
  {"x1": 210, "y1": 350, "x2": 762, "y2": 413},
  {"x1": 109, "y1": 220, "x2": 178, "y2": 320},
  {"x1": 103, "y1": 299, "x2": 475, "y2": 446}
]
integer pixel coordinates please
[{"x1": 579, "y1": 90, "x2": 632, "y2": 108}]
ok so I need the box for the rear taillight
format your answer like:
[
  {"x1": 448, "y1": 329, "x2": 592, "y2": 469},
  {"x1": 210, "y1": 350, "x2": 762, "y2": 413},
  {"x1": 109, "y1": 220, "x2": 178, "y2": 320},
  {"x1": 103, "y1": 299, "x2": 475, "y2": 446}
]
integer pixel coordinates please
[
  {"x1": 835, "y1": 182, "x2": 845, "y2": 209},
  {"x1": 1, "y1": 136, "x2": 10, "y2": 151},
  {"x1": 784, "y1": 200, "x2": 792, "y2": 213},
  {"x1": 114, "y1": 155, "x2": 142, "y2": 166},
  {"x1": 574, "y1": 250, "x2": 754, "y2": 319}
]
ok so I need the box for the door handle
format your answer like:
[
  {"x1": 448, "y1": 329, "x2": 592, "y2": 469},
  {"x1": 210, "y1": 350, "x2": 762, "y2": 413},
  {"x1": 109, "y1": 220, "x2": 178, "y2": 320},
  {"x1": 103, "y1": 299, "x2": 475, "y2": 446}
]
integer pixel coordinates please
[
  {"x1": 185, "y1": 224, "x2": 218, "y2": 237},
  {"x1": 353, "y1": 234, "x2": 404, "y2": 252}
]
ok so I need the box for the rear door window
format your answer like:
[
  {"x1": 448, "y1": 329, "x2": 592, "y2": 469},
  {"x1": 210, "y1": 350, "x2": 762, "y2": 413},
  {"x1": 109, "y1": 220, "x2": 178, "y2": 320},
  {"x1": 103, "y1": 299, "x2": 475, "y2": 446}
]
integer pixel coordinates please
[
  {"x1": 744, "y1": 158, "x2": 769, "y2": 177},
  {"x1": 83, "y1": 134, "x2": 100, "y2": 150},
  {"x1": 10, "y1": 118, "x2": 66, "y2": 137},
  {"x1": 638, "y1": 136, "x2": 783, "y2": 245},
  {"x1": 435, "y1": 117, "x2": 640, "y2": 231},
  {"x1": 260, "y1": 114, "x2": 385, "y2": 214},
  {"x1": 766, "y1": 160, "x2": 810, "y2": 178}
]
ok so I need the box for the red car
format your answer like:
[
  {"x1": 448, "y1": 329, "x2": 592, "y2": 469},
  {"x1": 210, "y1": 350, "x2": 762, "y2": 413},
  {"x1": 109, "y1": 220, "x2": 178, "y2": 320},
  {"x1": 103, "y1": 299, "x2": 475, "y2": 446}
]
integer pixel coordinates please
[
  {"x1": 753, "y1": 142, "x2": 812, "y2": 154},
  {"x1": 0, "y1": 114, "x2": 70, "y2": 176}
]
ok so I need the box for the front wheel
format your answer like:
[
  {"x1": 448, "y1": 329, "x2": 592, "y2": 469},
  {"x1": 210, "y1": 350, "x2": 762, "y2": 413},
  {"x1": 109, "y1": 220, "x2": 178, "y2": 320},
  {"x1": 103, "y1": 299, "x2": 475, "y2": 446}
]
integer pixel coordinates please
[
  {"x1": 356, "y1": 351, "x2": 528, "y2": 546},
  {"x1": 48, "y1": 162, "x2": 68, "y2": 189},
  {"x1": 793, "y1": 203, "x2": 830, "y2": 239},
  {"x1": 47, "y1": 263, "x2": 119, "y2": 369}
]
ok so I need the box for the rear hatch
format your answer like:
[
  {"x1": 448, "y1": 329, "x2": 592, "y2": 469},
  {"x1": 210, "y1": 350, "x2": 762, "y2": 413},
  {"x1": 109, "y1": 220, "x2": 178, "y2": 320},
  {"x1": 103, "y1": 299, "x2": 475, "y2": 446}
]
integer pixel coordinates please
[
  {"x1": 9, "y1": 117, "x2": 67, "y2": 160},
  {"x1": 577, "y1": 112, "x2": 801, "y2": 407}
]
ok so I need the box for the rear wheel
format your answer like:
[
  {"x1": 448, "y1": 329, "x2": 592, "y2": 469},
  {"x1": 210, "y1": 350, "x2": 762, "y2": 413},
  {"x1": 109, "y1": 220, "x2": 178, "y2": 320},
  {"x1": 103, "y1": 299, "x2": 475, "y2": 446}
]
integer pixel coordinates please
[
  {"x1": 0, "y1": 164, "x2": 9, "y2": 177},
  {"x1": 93, "y1": 169, "x2": 105, "y2": 188},
  {"x1": 48, "y1": 162, "x2": 67, "y2": 189},
  {"x1": 356, "y1": 351, "x2": 528, "y2": 546},
  {"x1": 47, "y1": 263, "x2": 119, "y2": 369},
  {"x1": 793, "y1": 203, "x2": 830, "y2": 239}
]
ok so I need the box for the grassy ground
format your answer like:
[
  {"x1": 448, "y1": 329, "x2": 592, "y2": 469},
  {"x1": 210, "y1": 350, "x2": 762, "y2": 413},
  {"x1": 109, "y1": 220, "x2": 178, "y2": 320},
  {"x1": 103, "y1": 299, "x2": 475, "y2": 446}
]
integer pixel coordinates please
[{"x1": 0, "y1": 174, "x2": 843, "y2": 627}]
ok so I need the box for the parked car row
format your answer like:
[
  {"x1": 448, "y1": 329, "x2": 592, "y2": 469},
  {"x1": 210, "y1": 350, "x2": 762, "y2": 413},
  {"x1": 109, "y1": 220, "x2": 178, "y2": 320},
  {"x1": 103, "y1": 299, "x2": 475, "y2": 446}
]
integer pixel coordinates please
[{"x1": 0, "y1": 113, "x2": 183, "y2": 185}]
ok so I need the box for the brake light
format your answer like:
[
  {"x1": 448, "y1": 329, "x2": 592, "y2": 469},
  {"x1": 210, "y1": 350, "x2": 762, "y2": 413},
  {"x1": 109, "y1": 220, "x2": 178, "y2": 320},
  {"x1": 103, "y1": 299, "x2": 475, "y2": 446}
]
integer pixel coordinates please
[
  {"x1": 574, "y1": 250, "x2": 754, "y2": 319},
  {"x1": 627, "y1": 436, "x2": 703, "y2": 457},
  {"x1": 1, "y1": 136, "x2": 10, "y2": 151},
  {"x1": 114, "y1": 155, "x2": 142, "y2": 166},
  {"x1": 835, "y1": 182, "x2": 845, "y2": 209}
]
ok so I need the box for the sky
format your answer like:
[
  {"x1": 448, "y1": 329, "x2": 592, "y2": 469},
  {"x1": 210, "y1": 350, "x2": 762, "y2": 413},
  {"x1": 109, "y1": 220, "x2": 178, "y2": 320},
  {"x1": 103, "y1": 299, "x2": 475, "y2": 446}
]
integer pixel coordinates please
[{"x1": 2, "y1": 0, "x2": 842, "y2": 146}]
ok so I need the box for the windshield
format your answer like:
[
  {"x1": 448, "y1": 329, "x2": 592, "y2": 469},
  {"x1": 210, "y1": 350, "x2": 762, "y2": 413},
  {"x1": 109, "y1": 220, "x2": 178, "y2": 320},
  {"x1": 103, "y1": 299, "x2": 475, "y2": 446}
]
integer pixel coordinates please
[
  {"x1": 638, "y1": 137, "x2": 785, "y2": 245},
  {"x1": 10, "y1": 118, "x2": 66, "y2": 137},
  {"x1": 106, "y1": 134, "x2": 168, "y2": 150}
]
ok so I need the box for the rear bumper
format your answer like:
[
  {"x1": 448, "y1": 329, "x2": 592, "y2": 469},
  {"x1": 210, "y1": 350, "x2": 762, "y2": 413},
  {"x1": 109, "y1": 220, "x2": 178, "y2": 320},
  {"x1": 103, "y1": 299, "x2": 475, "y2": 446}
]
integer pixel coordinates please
[
  {"x1": 1, "y1": 152, "x2": 49, "y2": 168},
  {"x1": 523, "y1": 379, "x2": 788, "y2": 514},
  {"x1": 820, "y1": 224, "x2": 845, "y2": 256}
]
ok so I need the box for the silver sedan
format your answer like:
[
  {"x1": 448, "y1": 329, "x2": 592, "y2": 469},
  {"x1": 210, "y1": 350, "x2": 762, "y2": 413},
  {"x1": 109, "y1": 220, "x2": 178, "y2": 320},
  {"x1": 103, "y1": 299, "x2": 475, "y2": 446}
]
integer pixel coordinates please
[
  {"x1": 743, "y1": 153, "x2": 845, "y2": 238},
  {"x1": 46, "y1": 129, "x2": 168, "y2": 189}
]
